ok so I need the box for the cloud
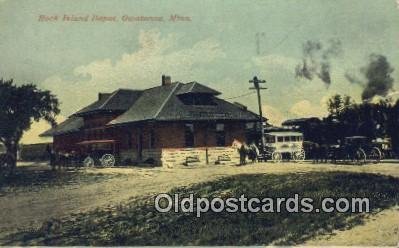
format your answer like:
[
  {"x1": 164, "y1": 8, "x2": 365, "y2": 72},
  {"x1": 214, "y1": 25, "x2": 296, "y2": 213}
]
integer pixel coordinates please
[
  {"x1": 289, "y1": 99, "x2": 327, "y2": 118},
  {"x1": 262, "y1": 105, "x2": 286, "y2": 126},
  {"x1": 41, "y1": 29, "x2": 225, "y2": 115}
]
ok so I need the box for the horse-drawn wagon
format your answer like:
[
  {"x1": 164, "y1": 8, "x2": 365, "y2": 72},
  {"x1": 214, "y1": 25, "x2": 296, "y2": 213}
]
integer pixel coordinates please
[
  {"x1": 57, "y1": 139, "x2": 118, "y2": 167},
  {"x1": 328, "y1": 136, "x2": 382, "y2": 164}
]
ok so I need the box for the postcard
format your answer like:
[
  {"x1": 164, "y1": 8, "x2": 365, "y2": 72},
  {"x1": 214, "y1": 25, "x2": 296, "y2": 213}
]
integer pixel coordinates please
[{"x1": 0, "y1": 0, "x2": 398, "y2": 246}]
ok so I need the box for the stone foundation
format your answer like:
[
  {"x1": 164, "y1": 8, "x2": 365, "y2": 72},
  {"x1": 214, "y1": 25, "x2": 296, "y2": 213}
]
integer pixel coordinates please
[{"x1": 139, "y1": 147, "x2": 240, "y2": 168}]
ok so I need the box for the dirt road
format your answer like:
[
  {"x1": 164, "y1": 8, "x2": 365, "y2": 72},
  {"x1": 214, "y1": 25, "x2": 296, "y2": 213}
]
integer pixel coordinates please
[{"x1": 0, "y1": 162, "x2": 398, "y2": 244}]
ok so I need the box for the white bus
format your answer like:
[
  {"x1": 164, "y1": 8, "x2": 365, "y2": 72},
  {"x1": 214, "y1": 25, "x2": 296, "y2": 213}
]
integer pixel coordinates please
[{"x1": 264, "y1": 131, "x2": 305, "y2": 162}]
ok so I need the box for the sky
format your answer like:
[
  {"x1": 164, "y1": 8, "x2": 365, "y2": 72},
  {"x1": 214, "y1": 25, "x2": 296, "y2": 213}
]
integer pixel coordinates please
[{"x1": 0, "y1": 0, "x2": 398, "y2": 144}]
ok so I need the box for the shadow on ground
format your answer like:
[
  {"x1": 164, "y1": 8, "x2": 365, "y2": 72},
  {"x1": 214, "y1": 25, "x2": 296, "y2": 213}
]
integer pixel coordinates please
[
  {"x1": 0, "y1": 165, "x2": 121, "y2": 195},
  {"x1": 2, "y1": 171, "x2": 399, "y2": 245}
]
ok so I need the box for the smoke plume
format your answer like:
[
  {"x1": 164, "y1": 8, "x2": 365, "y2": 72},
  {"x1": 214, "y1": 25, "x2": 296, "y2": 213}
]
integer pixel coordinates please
[
  {"x1": 361, "y1": 54, "x2": 394, "y2": 100},
  {"x1": 345, "y1": 54, "x2": 394, "y2": 101},
  {"x1": 295, "y1": 39, "x2": 342, "y2": 86}
]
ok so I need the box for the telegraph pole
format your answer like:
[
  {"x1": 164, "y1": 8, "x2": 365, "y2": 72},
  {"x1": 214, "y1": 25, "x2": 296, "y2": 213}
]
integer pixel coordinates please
[{"x1": 249, "y1": 76, "x2": 267, "y2": 150}]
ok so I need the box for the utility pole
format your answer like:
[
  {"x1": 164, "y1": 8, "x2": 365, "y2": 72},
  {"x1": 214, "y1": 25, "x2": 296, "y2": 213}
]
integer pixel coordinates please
[{"x1": 249, "y1": 76, "x2": 267, "y2": 151}]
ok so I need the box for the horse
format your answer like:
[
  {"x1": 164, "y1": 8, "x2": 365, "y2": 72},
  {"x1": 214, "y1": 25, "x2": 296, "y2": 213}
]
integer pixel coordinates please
[
  {"x1": 237, "y1": 142, "x2": 259, "y2": 165},
  {"x1": 247, "y1": 143, "x2": 259, "y2": 163}
]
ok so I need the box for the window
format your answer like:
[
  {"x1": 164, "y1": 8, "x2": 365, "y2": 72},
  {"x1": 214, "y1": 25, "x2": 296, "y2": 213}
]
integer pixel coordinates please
[
  {"x1": 277, "y1": 137, "x2": 284, "y2": 142},
  {"x1": 290, "y1": 136, "x2": 296, "y2": 142},
  {"x1": 215, "y1": 123, "x2": 226, "y2": 146},
  {"x1": 149, "y1": 130, "x2": 155, "y2": 149},
  {"x1": 284, "y1": 136, "x2": 290, "y2": 142},
  {"x1": 184, "y1": 124, "x2": 195, "y2": 147},
  {"x1": 265, "y1": 135, "x2": 275, "y2": 143},
  {"x1": 245, "y1": 122, "x2": 255, "y2": 130}
]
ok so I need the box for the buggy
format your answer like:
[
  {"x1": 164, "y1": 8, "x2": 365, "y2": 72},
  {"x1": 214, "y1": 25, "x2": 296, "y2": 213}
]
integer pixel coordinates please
[
  {"x1": 57, "y1": 140, "x2": 118, "y2": 167},
  {"x1": 329, "y1": 136, "x2": 382, "y2": 164},
  {"x1": 77, "y1": 140, "x2": 118, "y2": 167}
]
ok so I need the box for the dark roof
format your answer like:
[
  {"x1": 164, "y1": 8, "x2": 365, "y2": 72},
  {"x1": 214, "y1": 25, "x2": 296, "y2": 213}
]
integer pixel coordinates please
[
  {"x1": 74, "y1": 89, "x2": 142, "y2": 116},
  {"x1": 264, "y1": 126, "x2": 292, "y2": 132},
  {"x1": 42, "y1": 81, "x2": 261, "y2": 136},
  {"x1": 110, "y1": 82, "x2": 259, "y2": 125},
  {"x1": 282, "y1": 117, "x2": 321, "y2": 126},
  {"x1": 176, "y1": 81, "x2": 221, "y2": 95},
  {"x1": 109, "y1": 83, "x2": 181, "y2": 124},
  {"x1": 40, "y1": 117, "x2": 84, "y2": 137}
]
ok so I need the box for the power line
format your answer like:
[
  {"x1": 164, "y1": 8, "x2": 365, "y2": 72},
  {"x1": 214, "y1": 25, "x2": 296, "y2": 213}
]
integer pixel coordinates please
[{"x1": 223, "y1": 91, "x2": 255, "y2": 100}]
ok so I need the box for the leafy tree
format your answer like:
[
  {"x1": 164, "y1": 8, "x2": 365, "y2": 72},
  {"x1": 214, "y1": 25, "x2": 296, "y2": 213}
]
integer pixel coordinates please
[
  {"x1": 327, "y1": 94, "x2": 343, "y2": 117},
  {"x1": 0, "y1": 79, "x2": 60, "y2": 171},
  {"x1": 327, "y1": 94, "x2": 354, "y2": 117}
]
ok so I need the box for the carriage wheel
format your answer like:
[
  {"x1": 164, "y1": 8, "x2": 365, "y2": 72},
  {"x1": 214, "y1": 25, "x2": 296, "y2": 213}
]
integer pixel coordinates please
[
  {"x1": 272, "y1": 151, "x2": 282, "y2": 163},
  {"x1": 369, "y1": 147, "x2": 382, "y2": 163},
  {"x1": 354, "y1": 148, "x2": 366, "y2": 165},
  {"x1": 100, "y1": 154, "x2": 115, "y2": 167},
  {"x1": 83, "y1": 156, "x2": 95, "y2": 167},
  {"x1": 0, "y1": 154, "x2": 14, "y2": 178},
  {"x1": 292, "y1": 149, "x2": 306, "y2": 162}
]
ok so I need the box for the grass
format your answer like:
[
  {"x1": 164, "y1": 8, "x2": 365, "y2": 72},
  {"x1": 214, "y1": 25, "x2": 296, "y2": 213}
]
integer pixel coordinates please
[{"x1": 3, "y1": 171, "x2": 399, "y2": 246}]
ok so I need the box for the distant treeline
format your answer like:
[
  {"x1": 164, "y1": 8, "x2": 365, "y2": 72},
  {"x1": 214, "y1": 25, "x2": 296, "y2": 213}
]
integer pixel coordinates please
[
  {"x1": 19, "y1": 143, "x2": 52, "y2": 161},
  {"x1": 295, "y1": 94, "x2": 399, "y2": 155}
]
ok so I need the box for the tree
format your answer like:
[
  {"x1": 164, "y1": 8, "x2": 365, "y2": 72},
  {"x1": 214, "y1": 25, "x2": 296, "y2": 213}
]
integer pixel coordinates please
[
  {"x1": 327, "y1": 94, "x2": 354, "y2": 117},
  {"x1": 0, "y1": 79, "x2": 60, "y2": 172},
  {"x1": 386, "y1": 99, "x2": 399, "y2": 155}
]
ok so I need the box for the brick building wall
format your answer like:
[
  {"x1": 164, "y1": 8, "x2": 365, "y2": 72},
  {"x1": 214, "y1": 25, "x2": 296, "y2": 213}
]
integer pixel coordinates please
[
  {"x1": 53, "y1": 133, "x2": 83, "y2": 153},
  {"x1": 53, "y1": 120, "x2": 248, "y2": 167},
  {"x1": 118, "y1": 121, "x2": 246, "y2": 166}
]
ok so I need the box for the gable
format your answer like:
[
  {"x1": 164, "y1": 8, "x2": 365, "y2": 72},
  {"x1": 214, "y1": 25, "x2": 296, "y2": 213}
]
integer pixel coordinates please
[{"x1": 74, "y1": 89, "x2": 142, "y2": 116}]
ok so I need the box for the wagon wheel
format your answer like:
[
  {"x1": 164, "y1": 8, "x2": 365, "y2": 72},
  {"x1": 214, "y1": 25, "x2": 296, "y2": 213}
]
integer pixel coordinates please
[
  {"x1": 100, "y1": 154, "x2": 115, "y2": 167},
  {"x1": 0, "y1": 153, "x2": 14, "y2": 178},
  {"x1": 369, "y1": 147, "x2": 382, "y2": 163},
  {"x1": 354, "y1": 148, "x2": 367, "y2": 165},
  {"x1": 292, "y1": 149, "x2": 306, "y2": 162},
  {"x1": 83, "y1": 156, "x2": 95, "y2": 167},
  {"x1": 271, "y1": 151, "x2": 282, "y2": 163}
]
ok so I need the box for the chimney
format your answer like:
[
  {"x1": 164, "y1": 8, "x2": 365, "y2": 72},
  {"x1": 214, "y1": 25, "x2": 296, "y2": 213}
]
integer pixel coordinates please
[
  {"x1": 162, "y1": 75, "x2": 171, "y2": 86},
  {"x1": 98, "y1": 93, "x2": 111, "y2": 101}
]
